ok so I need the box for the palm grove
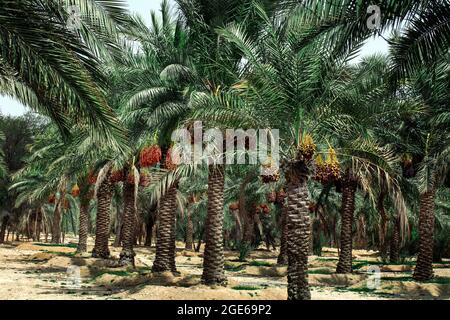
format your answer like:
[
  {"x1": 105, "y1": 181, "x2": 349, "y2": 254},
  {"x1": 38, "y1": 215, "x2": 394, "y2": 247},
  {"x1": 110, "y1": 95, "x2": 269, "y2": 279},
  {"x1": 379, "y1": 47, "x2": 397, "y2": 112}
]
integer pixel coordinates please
[{"x1": 0, "y1": 0, "x2": 449, "y2": 300}]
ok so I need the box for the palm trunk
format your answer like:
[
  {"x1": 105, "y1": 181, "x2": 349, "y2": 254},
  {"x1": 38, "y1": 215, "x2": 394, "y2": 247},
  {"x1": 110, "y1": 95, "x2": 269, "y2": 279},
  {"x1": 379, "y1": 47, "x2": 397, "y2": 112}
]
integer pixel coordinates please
[
  {"x1": 336, "y1": 174, "x2": 357, "y2": 274},
  {"x1": 152, "y1": 184, "x2": 178, "y2": 273},
  {"x1": 76, "y1": 197, "x2": 90, "y2": 254},
  {"x1": 243, "y1": 211, "x2": 255, "y2": 245},
  {"x1": 231, "y1": 210, "x2": 243, "y2": 246},
  {"x1": 185, "y1": 210, "x2": 194, "y2": 250},
  {"x1": 202, "y1": 165, "x2": 226, "y2": 285},
  {"x1": 413, "y1": 188, "x2": 436, "y2": 281},
  {"x1": 92, "y1": 171, "x2": 113, "y2": 259},
  {"x1": 119, "y1": 178, "x2": 137, "y2": 267},
  {"x1": 390, "y1": 216, "x2": 400, "y2": 263},
  {"x1": 195, "y1": 221, "x2": 204, "y2": 252},
  {"x1": 239, "y1": 174, "x2": 252, "y2": 246},
  {"x1": 35, "y1": 209, "x2": 42, "y2": 242},
  {"x1": 355, "y1": 215, "x2": 367, "y2": 249},
  {"x1": 286, "y1": 163, "x2": 311, "y2": 300},
  {"x1": 0, "y1": 215, "x2": 9, "y2": 244},
  {"x1": 51, "y1": 201, "x2": 62, "y2": 244},
  {"x1": 377, "y1": 191, "x2": 389, "y2": 258},
  {"x1": 144, "y1": 205, "x2": 157, "y2": 247},
  {"x1": 277, "y1": 203, "x2": 288, "y2": 264},
  {"x1": 112, "y1": 205, "x2": 123, "y2": 247}
]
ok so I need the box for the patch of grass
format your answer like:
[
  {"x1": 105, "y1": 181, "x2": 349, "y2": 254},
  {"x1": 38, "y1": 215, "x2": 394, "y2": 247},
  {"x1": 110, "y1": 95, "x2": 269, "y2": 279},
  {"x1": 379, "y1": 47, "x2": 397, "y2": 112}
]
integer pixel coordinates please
[
  {"x1": 308, "y1": 268, "x2": 333, "y2": 275},
  {"x1": 224, "y1": 264, "x2": 246, "y2": 272},
  {"x1": 426, "y1": 277, "x2": 450, "y2": 285},
  {"x1": 353, "y1": 259, "x2": 416, "y2": 270},
  {"x1": 92, "y1": 270, "x2": 132, "y2": 280},
  {"x1": 347, "y1": 287, "x2": 377, "y2": 293},
  {"x1": 317, "y1": 257, "x2": 338, "y2": 262},
  {"x1": 41, "y1": 250, "x2": 76, "y2": 257},
  {"x1": 380, "y1": 276, "x2": 450, "y2": 285},
  {"x1": 232, "y1": 285, "x2": 261, "y2": 291},
  {"x1": 334, "y1": 286, "x2": 395, "y2": 298},
  {"x1": 36, "y1": 243, "x2": 77, "y2": 249},
  {"x1": 135, "y1": 266, "x2": 152, "y2": 274},
  {"x1": 381, "y1": 276, "x2": 414, "y2": 282},
  {"x1": 248, "y1": 260, "x2": 274, "y2": 267}
]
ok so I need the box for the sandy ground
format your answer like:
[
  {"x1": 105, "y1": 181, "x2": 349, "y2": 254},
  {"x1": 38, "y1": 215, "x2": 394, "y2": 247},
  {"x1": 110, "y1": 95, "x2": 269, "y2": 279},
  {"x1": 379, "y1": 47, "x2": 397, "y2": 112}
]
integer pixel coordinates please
[{"x1": 0, "y1": 238, "x2": 448, "y2": 300}]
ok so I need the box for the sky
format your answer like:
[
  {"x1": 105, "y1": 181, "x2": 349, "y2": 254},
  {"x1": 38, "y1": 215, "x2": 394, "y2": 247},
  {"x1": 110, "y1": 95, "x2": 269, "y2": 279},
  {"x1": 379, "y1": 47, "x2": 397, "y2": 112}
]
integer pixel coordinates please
[{"x1": 0, "y1": 0, "x2": 388, "y2": 117}]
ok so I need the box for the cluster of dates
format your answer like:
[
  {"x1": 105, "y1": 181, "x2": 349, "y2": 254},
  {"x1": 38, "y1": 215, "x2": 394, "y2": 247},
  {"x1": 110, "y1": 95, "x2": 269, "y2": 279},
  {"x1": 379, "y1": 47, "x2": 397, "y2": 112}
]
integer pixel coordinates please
[
  {"x1": 314, "y1": 148, "x2": 341, "y2": 184},
  {"x1": 298, "y1": 134, "x2": 317, "y2": 161},
  {"x1": 140, "y1": 145, "x2": 162, "y2": 168}
]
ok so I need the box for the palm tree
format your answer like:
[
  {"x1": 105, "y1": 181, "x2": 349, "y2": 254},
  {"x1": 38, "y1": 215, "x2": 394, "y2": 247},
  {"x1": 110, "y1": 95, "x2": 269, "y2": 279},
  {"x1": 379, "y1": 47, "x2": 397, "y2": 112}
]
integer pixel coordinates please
[
  {"x1": 76, "y1": 180, "x2": 92, "y2": 254},
  {"x1": 50, "y1": 178, "x2": 68, "y2": 244},
  {"x1": 91, "y1": 164, "x2": 113, "y2": 258},
  {"x1": 395, "y1": 59, "x2": 450, "y2": 281},
  {"x1": 8, "y1": 126, "x2": 80, "y2": 244},
  {"x1": 201, "y1": 164, "x2": 226, "y2": 284},
  {"x1": 0, "y1": 0, "x2": 128, "y2": 147},
  {"x1": 118, "y1": 166, "x2": 138, "y2": 266},
  {"x1": 118, "y1": 1, "x2": 193, "y2": 273},
  {"x1": 291, "y1": 0, "x2": 449, "y2": 80},
  {"x1": 173, "y1": 0, "x2": 290, "y2": 286},
  {"x1": 152, "y1": 182, "x2": 179, "y2": 273},
  {"x1": 317, "y1": 56, "x2": 410, "y2": 274}
]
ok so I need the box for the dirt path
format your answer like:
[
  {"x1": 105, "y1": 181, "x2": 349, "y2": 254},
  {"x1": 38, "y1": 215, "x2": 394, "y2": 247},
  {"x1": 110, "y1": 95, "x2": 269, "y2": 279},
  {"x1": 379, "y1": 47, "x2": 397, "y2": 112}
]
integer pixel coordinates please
[{"x1": 0, "y1": 241, "x2": 448, "y2": 300}]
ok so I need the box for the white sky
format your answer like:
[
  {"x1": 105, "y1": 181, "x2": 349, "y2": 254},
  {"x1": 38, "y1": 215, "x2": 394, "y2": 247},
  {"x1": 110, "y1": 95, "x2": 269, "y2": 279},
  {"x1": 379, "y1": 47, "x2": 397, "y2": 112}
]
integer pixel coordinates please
[{"x1": 0, "y1": 0, "x2": 389, "y2": 117}]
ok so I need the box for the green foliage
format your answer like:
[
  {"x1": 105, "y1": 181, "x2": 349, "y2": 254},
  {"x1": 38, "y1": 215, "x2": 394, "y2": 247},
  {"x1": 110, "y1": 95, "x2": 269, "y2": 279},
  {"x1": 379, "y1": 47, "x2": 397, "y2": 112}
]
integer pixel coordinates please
[
  {"x1": 236, "y1": 242, "x2": 253, "y2": 262},
  {"x1": 434, "y1": 224, "x2": 450, "y2": 262},
  {"x1": 36, "y1": 243, "x2": 77, "y2": 249},
  {"x1": 248, "y1": 260, "x2": 274, "y2": 267},
  {"x1": 232, "y1": 285, "x2": 261, "y2": 291}
]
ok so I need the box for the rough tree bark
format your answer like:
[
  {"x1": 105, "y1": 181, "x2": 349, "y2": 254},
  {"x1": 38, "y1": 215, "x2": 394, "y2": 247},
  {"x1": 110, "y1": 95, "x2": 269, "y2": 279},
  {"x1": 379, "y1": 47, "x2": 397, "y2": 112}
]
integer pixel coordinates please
[
  {"x1": 51, "y1": 200, "x2": 62, "y2": 244},
  {"x1": 119, "y1": 176, "x2": 137, "y2": 267},
  {"x1": 390, "y1": 216, "x2": 401, "y2": 263},
  {"x1": 76, "y1": 195, "x2": 90, "y2": 254},
  {"x1": 185, "y1": 210, "x2": 194, "y2": 251},
  {"x1": 336, "y1": 173, "x2": 357, "y2": 274},
  {"x1": 413, "y1": 187, "x2": 436, "y2": 281},
  {"x1": 202, "y1": 165, "x2": 226, "y2": 285},
  {"x1": 34, "y1": 209, "x2": 42, "y2": 242},
  {"x1": 0, "y1": 215, "x2": 9, "y2": 244},
  {"x1": 377, "y1": 191, "x2": 389, "y2": 258},
  {"x1": 92, "y1": 168, "x2": 113, "y2": 258},
  {"x1": 277, "y1": 203, "x2": 288, "y2": 264},
  {"x1": 286, "y1": 162, "x2": 311, "y2": 300},
  {"x1": 144, "y1": 204, "x2": 157, "y2": 247},
  {"x1": 152, "y1": 184, "x2": 178, "y2": 273},
  {"x1": 113, "y1": 204, "x2": 123, "y2": 248}
]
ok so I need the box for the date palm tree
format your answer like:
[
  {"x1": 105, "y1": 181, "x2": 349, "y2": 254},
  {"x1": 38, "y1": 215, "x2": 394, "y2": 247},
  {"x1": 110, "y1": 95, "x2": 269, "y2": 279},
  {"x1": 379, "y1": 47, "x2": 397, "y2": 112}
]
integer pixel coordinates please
[
  {"x1": 92, "y1": 163, "x2": 113, "y2": 258},
  {"x1": 152, "y1": 182, "x2": 179, "y2": 273},
  {"x1": 76, "y1": 181, "x2": 91, "y2": 254},
  {"x1": 316, "y1": 55, "x2": 410, "y2": 273},
  {"x1": 118, "y1": 165, "x2": 139, "y2": 266},
  {"x1": 391, "y1": 59, "x2": 450, "y2": 281},
  {"x1": 0, "y1": 0, "x2": 129, "y2": 147}
]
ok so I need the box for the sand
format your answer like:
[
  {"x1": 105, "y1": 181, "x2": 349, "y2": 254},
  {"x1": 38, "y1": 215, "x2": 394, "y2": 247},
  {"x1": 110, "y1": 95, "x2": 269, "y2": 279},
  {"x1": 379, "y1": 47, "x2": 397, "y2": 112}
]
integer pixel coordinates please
[{"x1": 0, "y1": 238, "x2": 448, "y2": 300}]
